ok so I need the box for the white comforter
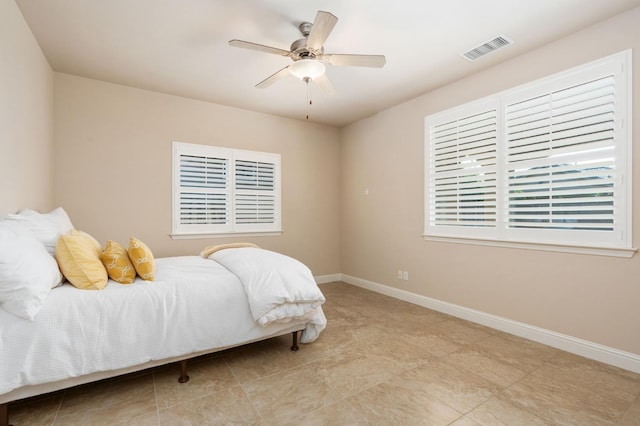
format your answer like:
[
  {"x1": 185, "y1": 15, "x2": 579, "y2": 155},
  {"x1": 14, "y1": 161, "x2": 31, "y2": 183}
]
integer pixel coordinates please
[
  {"x1": 0, "y1": 255, "x2": 326, "y2": 397},
  {"x1": 210, "y1": 248, "x2": 327, "y2": 342}
]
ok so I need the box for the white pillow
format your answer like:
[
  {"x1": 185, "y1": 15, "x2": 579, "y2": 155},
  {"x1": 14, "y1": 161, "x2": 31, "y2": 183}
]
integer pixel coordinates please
[
  {"x1": 43, "y1": 207, "x2": 74, "y2": 235},
  {"x1": 0, "y1": 222, "x2": 62, "y2": 320},
  {"x1": 2, "y1": 207, "x2": 74, "y2": 256}
]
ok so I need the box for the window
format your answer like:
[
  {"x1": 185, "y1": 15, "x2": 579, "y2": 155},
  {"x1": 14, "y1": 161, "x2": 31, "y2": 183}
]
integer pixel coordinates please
[
  {"x1": 172, "y1": 142, "x2": 281, "y2": 236},
  {"x1": 425, "y1": 51, "x2": 632, "y2": 256}
]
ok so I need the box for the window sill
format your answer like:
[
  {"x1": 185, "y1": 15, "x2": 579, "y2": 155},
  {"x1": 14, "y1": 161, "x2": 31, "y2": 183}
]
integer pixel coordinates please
[
  {"x1": 422, "y1": 235, "x2": 636, "y2": 258},
  {"x1": 171, "y1": 231, "x2": 283, "y2": 240}
]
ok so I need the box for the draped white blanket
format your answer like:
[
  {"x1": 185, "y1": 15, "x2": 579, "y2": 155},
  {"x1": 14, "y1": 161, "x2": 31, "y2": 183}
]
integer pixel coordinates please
[{"x1": 209, "y1": 248, "x2": 327, "y2": 343}]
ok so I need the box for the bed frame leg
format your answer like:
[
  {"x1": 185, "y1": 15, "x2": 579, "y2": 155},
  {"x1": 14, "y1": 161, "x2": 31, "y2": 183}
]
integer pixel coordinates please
[
  {"x1": 0, "y1": 402, "x2": 10, "y2": 426},
  {"x1": 290, "y1": 331, "x2": 299, "y2": 351},
  {"x1": 178, "y1": 360, "x2": 190, "y2": 383}
]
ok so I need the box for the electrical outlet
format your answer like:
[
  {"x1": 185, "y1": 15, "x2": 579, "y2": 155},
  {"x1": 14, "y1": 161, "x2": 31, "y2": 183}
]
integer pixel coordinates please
[
  {"x1": 397, "y1": 270, "x2": 403, "y2": 279},
  {"x1": 402, "y1": 271, "x2": 409, "y2": 281}
]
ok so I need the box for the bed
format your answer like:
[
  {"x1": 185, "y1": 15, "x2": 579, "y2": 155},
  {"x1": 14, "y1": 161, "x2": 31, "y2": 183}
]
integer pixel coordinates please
[{"x1": 0, "y1": 209, "x2": 326, "y2": 426}]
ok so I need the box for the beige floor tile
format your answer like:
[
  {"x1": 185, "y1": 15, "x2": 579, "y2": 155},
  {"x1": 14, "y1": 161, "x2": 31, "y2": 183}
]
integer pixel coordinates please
[
  {"x1": 8, "y1": 392, "x2": 62, "y2": 426},
  {"x1": 222, "y1": 339, "x2": 304, "y2": 384},
  {"x1": 357, "y1": 323, "x2": 442, "y2": 367},
  {"x1": 309, "y1": 349, "x2": 408, "y2": 400},
  {"x1": 423, "y1": 318, "x2": 495, "y2": 348},
  {"x1": 323, "y1": 290, "x2": 399, "y2": 319},
  {"x1": 321, "y1": 303, "x2": 372, "y2": 329},
  {"x1": 111, "y1": 412, "x2": 160, "y2": 426},
  {"x1": 241, "y1": 365, "x2": 340, "y2": 425},
  {"x1": 361, "y1": 316, "x2": 463, "y2": 358},
  {"x1": 378, "y1": 303, "x2": 451, "y2": 330},
  {"x1": 399, "y1": 359, "x2": 501, "y2": 413},
  {"x1": 540, "y1": 351, "x2": 640, "y2": 402},
  {"x1": 271, "y1": 324, "x2": 359, "y2": 365},
  {"x1": 54, "y1": 373, "x2": 157, "y2": 426},
  {"x1": 499, "y1": 369, "x2": 629, "y2": 425},
  {"x1": 158, "y1": 386, "x2": 260, "y2": 425},
  {"x1": 469, "y1": 332, "x2": 561, "y2": 373},
  {"x1": 443, "y1": 347, "x2": 528, "y2": 388},
  {"x1": 153, "y1": 356, "x2": 238, "y2": 410},
  {"x1": 347, "y1": 377, "x2": 463, "y2": 425},
  {"x1": 619, "y1": 394, "x2": 640, "y2": 426},
  {"x1": 409, "y1": 329, "x2": 464, "y2": 358},
  {"x1": 466, "y1": 396, "x2": 549, "y2": 426},
  {"x1": 448, "y1": 417, "x2": 482, "y2": 426},
  {"x1": 280, "y1": 399, "x2": 370, "y2": 426}
]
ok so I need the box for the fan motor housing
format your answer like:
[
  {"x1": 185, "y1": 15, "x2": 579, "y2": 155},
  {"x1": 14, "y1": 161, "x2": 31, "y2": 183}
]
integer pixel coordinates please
[{"x1": 290, "y1": 38, "x2": 322, "y2": 61}]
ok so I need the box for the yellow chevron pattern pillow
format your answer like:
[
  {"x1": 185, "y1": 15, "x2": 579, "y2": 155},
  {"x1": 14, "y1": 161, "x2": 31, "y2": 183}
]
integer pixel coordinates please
[
  {"x1": 128, "y1": 237, "x2": 155, "y2": 281},
  {"x1": 100, "y1": 240, "x2": 136, "y2": 284}
]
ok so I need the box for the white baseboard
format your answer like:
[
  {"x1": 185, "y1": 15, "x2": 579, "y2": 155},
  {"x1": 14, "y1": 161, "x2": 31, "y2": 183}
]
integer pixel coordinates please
[
  {"x1": 314, "y1": 274, "x2": 343, "y2": 285},
  {"x1": 340, "y1": 274, "x2": 640, "y2": 374}
]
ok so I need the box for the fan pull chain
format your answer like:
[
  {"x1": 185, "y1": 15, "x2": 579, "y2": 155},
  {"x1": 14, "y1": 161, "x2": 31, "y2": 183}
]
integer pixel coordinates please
[{"x1": 304, "y1": 77, "x2": 312, "y2": 120}]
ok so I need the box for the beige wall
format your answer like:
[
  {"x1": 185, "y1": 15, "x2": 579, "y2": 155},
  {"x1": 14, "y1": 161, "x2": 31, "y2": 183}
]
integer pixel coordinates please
[
  {"x1": 341, "y1": 7, "x2": 640, "y2": 355},
  {"x1": 53, "y1": 74, "x2": 341, "y2": 275},
  {"x1": 0, "y1": 0, "x2": 54, "y2": 215}
]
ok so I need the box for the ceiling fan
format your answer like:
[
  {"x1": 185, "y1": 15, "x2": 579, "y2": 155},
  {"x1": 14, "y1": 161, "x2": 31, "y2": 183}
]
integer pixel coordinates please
[{"x1": 229, "y1": 10, "x2": 386, "y2": 96}]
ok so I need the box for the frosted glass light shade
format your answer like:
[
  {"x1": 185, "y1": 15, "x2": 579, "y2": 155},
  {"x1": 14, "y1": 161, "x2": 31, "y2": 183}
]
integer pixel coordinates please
[{"x1": 289, "y1": 59, "x2": 326, "y2": 80}]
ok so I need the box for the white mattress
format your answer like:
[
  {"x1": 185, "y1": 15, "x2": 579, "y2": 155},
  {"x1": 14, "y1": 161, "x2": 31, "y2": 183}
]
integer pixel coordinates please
[{"x1": 0, "y1": 255, "x2": 322, "y2": 398}]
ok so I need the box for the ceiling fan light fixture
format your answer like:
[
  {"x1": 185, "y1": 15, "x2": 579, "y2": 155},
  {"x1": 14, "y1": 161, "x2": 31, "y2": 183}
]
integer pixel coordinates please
[{"x1": 289, "y1": 59, "x2": 325, "y2": 80}]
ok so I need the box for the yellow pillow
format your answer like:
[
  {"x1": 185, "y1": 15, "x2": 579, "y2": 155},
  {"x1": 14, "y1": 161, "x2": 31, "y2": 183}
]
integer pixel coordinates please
[
  {"x1": 55, "y1": 230, "x2": 108, "y2": 290},
  {"x1": 100, "y1": 240, "x2": 136, "y2": 284},
  {"x1": 128, "y1": 237, "x2": 155, "y2": 281},
  {"x1": 75, "y1": 229, "x2": 101, "y2": 251}
]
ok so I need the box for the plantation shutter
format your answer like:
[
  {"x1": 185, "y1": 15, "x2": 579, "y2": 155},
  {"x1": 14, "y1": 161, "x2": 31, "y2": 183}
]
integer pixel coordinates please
[
  {"x1": 427, "y1": 107, "x2": 498, "y2": 234},
  {"x1": 173, "y1": 142, "x2": 281, "y2": 235},
  {"x1": 425, "y1": 51, "x2": 630, "y2": 252},
  {"x1": 505, "y1": 76, "x2": 616, "y2": 233},
  {"x1": 234, "y1": 159, "x2": 277, "y2": 227},
  {"x1": 175, "y1": 149, "x2": 230, "y2": 233}
]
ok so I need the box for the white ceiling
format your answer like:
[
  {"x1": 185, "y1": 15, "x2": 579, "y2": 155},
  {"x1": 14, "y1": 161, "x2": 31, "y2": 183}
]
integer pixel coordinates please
[{"x1": 16, "y1": 0, "x2": 640, "y2": 127}]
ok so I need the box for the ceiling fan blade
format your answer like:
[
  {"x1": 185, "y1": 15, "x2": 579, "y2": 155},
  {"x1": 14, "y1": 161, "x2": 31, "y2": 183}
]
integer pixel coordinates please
[
  {"x1": 323, "y1": 54, "x2": 386, "y2": 68},
  {"x1": 229, "y1": 39, "x2": 291, "y2": 57},
  {"x1": 255, "y1": 66, "x2": 291, "y2": 88},
  {"x1": 313, "y1": 73, "x2": 336, "y2": 97},
  {"x1": 306, "y1": 11, "x2": 338, "y2": 50}
]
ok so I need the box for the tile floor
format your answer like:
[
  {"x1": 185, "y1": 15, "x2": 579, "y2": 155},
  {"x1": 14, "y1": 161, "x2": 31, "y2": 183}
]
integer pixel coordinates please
[{"x1": 8, "y1": 282, "x2": 640, "y2": 425}]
